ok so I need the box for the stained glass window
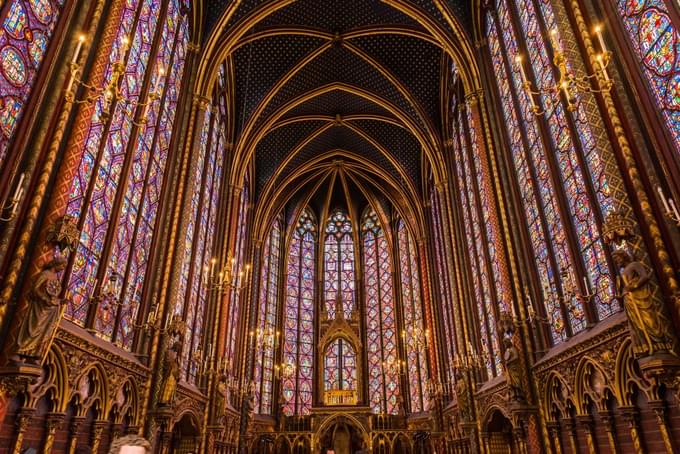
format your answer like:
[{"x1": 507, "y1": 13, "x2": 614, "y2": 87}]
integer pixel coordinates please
[
  {"x1": 324, "y1": 338, "x2": 356, "y2": 392},
  {"x1": 363, "y1": 209, "x2": 400, "y2": 415},
  {"x1": 484, "y1": 0, "x2": 619, "y2": 346},
  {"x1": 226, "y1": 180, "x2": 249, "y2": 363},
  {"x1": 453, "y1": 106, "x2": 501, "y2": 377},
  {"x1": 616, "y1": 0, "x2": 680, "y2": 154},
  {"x1": 429, "y1": 185, "x2": 457, "y2": 387},
  {"x1": 63, "y1": 0, "x2": 191, "y2": 350},
  {"x1": 323, "y1": 209, "x2": 355, "y2": 319},
  {"x1": 397, "y1": 220, "x2": 429, "y2": 413},
  {"x1": 253, "y1": 216, "x2": 282, "y2": 414},
  {"x1": 0, "y1": 0, "x2": 65, "y2": 168},
  {"x1": 282, "y1": 209, "x2": 316, "y2": 416}
]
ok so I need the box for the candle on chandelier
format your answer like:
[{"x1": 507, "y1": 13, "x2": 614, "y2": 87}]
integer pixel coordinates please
[
  {"x1": 72, "y1": 34, "x2": 85, "y2": 64},
  {"x1": 597, "y1": 54, "x2": 610, "y2": 82},
  {"x1": 657, "y1": 186, "x2": 672, "y2": 214},
  {"x1": 594, "y1": 24, "x2": 607, "y2": 53}
]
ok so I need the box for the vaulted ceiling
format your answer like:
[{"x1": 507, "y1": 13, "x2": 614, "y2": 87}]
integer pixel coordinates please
[{"x1": 200, "y1": 1, "x2": 477, "y2": 233}]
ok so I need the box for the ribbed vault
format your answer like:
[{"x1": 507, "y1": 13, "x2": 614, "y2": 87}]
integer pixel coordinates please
[{"x1": 199, "y1": 0, "x2": 479, "y2": 237}]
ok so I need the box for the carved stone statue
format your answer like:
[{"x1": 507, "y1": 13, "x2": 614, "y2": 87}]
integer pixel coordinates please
[
  {"x1": 159, "y1": 341, "x2": 181, "y2": 405},
  {"x1": 215, "y1": 373, "x2": 228, "y2": 423},
  {"x1": 396, "y1": 393, "x2": 406, "y2": 417},
  {"x1": 10, "y1": 257, "x2": 68, "y2": 364},
  {"x1": 243, "y1": 383, "x2": 256, "y2": 431},
  {"x1": 502, "y1": 337, "x2": 524, "y2": 402},
  {"x1": 612, "y1": 248, "x2": 676, "y2": 356},
  {"x1": 454, "y1": 371, "x2": 471, "y2": 423}
]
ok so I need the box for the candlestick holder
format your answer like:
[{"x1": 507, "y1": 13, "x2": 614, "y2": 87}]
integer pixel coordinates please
[
  {"x1": 206, "y1": 254, "x2": 251, "y2": 294},
  {"x1": 516, "y1": 25, "x2": 612, "y2": 117},
  {"x1": 65, "y1": 34, "x2": 163, "y2": 124}
]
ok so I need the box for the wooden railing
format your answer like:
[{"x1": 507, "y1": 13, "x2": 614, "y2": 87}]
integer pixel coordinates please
[{"x1": 324, "y1": 389, "x2": 357, "y2": 406}]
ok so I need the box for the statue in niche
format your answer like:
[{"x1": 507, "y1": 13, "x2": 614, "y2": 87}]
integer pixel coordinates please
[
  {"x1": 396, "y1": 393, "x2": 406, "y2": 417},
  {"x1": 502, "y1": 337, "x2": 524, "y2": 402},
  {"x1": 10, "y1": 257, "x2": 68, "y2": 364},
  {"x1": 454, "y1": 371, "x2": 471, "y2": 423},
  {"x1": 159, "y1": 341, "x2": 181, "y2": 405},
  {"x1": 214, "y1": 373, "x2": 228, "y2": 423},
  {"x1": 243, "y1": 382, "x2": 256, "y2": 431},
  {"x1": 612, "y1": 247, "x2": 676, "y2": 356}
]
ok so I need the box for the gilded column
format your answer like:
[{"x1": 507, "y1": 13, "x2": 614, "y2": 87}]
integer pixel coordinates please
[
  {"x1": 10, "y1": 410, "x2": 32, "y2": 454},
  {"x1": 141, "y1": 91, "x2": 209, "y2": 434},
  {"x1": 650, "y1": 401, "x2": 675, "y2": 454},
  {"x1": 42, "y1": 413, "x2": 63, "y2": 454},
  {"x1": 620, "y1": 407, "x2": 644, "y2": 454},
  {"x1": 600, "y1": 411, "x2": 619, "y2": 454},
  {"x1": 67, "y1": 416, "x2": 84, "y2": 454},
  {"x1": 547, "y1": 422, "x2": 563, "y2": 454},
  {"x1": 564, "y1": 418, "x2": 579, "y2": 454},
  {"x1": 577, "y1": 415, "x2": 597, "y2": 454},
  {"x1": 90, "y1": 421, "x2": 106, "y2": 454}
]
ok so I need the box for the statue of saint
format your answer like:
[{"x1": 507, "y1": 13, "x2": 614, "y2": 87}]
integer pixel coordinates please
[
  {"x1": 10, "y1": 257, "x2": 68, "y2": 364},
  {"x1": 454, "y1": 372, "x2": 471, "y2": 422},
  {"x1": 159, "y1": 341, "x2": 181, "y2": 405},
  {"x1": 502, "y1": 337, "x2": 524, "y2": 402},
  {"x1": 215, "y1": 373, "x2": 228, "y2": 423},
  {"x1": 612, "y1": 248, "x2": 676, "y2": 356}
]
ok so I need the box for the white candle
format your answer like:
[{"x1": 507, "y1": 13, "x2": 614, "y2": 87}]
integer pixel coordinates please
[
  {"x1": 71, "y1": 35, "x2": 84, "y2": 64},
  {"x1": 516, "y1": 56, "x2": 527, "y2": 83},
  {"x1": 583, "y1": 276, "x2": 590, "y2": 293},
  {"x1": 12, "y1": 172, "x2": 25, "y2": 201},
  {"x1": 658, "y1": 186, "x2": 672, "y2": 213},
  {"x1": 597, "y1": 54, "x2": 610, "y2": 81},
  {"x1": 594, "y1": 25, "x2": 607, "y2": 53},
  {"x1": 669, "y1": 196, "x2": 680, "y2": 221}
]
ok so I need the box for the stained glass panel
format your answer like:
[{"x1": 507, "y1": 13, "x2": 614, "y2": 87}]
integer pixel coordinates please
[
  {"x1": 397, "y1": 220, "x2": 428, "y2": 413},
  {"x1": 254, "y1": 216, "x2": 282, "y2": 414},
  {"x1": 617, "y1": 0, "x2": 680, "y2": 154},
  {"x1": 282, "y1": 209, "x2": 315, "y2": 416},
  {"x1": 323, "y1": 210, "x2": 355, "y2": 319},
  {"x1": 0, "y1": 0, "x2": 65, "y2": 166},
  {"x1": 363, "y1": 209, "x2": 400, "y2": 414}
]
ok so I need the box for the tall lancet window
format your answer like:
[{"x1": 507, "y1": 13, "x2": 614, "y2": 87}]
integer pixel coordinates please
[
  {"x1": 363, "y1": 209, "x2": 400, "y2": 414},
  {"x1": 397, "y1": 220, "x2": 429, "y2": 413},
  {"x1": 615, "y1": 0, "x2": 680, "y2": 154},
  {"x1": 226, "y1": 179, "x2": 249, "y2": 362},
  {"x1": 174, "y1": 100, "x2": 226, "y2": 384},
  {"x1": 485, "y1": 0, "x2": 618, "y2": 346},
  {"x1": 323, "y1": 209, "x2": 355, "y2": 319},
  {"x1": 282, "y1": 209, "x2": 316, "y2": 416},
  {"x1": 63, "y1": 0, "x2": 191, "y2": 350},
  {"x1": 429, "y1": 184, "x2": 457, "y2": 387},
  {"x1": 324, "y1": 338, "x2": 356, "y2": 393},
  {"x1": 253, "y1": 215, "x2": 283, "y2": 414},
  {"x1": 0, "y1": 0, "x2": 66, "y2": 167}
]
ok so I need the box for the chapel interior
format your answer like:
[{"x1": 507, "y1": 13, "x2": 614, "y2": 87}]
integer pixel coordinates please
[{"x1": 1, "y1": 0, "x2": 680, "y2": 453}]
